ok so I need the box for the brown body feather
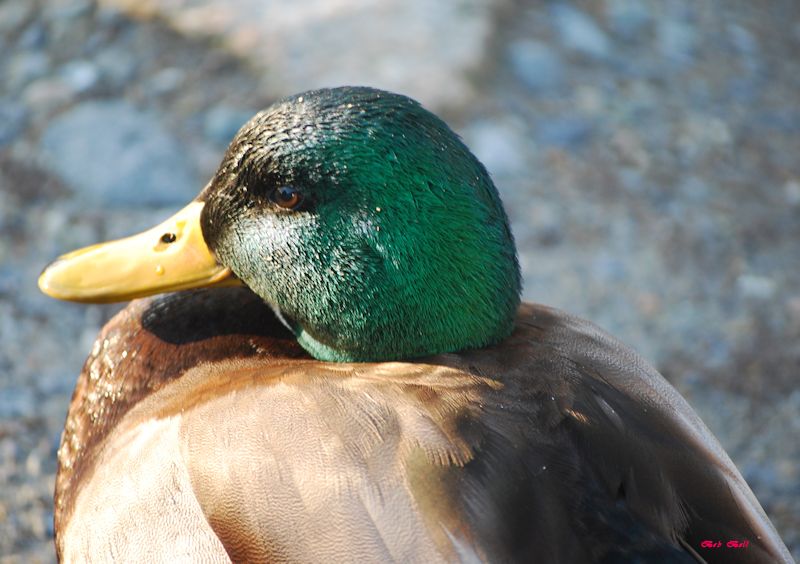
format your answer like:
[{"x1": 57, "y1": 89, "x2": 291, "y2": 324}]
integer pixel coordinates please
[{"x1": 55, "y1": 288, "x2": 791, "y2": 563}]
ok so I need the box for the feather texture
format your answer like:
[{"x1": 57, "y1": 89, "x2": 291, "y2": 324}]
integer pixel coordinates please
[{"x1": 55, "y1": 288, "x2": 791, "y2": 563}]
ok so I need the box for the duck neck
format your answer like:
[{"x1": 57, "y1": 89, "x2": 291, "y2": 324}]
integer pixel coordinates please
[{"x1": 269, "y1": 235, "x2": 522, "y2": 362}]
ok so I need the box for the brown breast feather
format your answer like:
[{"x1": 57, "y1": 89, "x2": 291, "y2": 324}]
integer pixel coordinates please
[{"x1": 56, "y1": 292, "x2": 791, "y2": 563}]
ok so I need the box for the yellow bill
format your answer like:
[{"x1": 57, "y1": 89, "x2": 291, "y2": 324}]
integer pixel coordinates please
[{"x1": 38, "y1": 201, "x2": 242, "y2": 303}]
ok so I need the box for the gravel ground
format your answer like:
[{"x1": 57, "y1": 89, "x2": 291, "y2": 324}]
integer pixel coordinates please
[{"x1": 1, "y1": 0, "x2": 798, "y2": 561}]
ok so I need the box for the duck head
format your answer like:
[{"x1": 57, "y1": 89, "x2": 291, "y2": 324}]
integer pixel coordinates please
[{"x1": 39, "y1": 87, "x2": 521, "y2": 361}]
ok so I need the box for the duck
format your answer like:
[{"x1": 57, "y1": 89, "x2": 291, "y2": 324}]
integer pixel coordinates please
[{"x1": 38, "y1": 86, "x2": 791, "y2": 563}]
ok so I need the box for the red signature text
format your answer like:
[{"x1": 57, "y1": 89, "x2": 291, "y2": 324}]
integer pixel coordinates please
[{"x1": 700, "y1": 539, "x2": 750, "y2": 549}]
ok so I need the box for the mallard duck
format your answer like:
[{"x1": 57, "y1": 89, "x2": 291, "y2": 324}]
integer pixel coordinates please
[{"x1": 39, "y1": 87, "x2": 791, "y2": 563}]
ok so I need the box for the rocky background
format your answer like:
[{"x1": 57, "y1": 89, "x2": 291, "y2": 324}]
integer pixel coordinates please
[{"x1": 1, "y1": 0, "x2": 798, "y2": 561}]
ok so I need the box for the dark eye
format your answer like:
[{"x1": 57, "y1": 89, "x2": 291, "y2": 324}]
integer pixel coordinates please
[{"x1": 271, "y1": 186, "x2": 303, "y2": 210}]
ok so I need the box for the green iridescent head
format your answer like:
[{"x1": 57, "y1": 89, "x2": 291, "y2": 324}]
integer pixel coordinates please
[{"x1": 200, "y1": 87, "x2": 521, "y2": 361}]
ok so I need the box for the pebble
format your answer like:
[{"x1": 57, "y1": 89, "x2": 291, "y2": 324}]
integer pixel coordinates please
[
  {"x1": 727, "y1": 76, "x2": 760, "y2": 103},
  {"x1": 550, "y1": 3, "x2": 611, "y2": 59},
  {"x1": 728, "y1": 24, "x2": 759, "y2": 57},
  {"x1": 611, "y1": 129, "x2": 650, "y2": 170},
  {"x1": 25, "y1": 450, "x2": 42, "y2": 477},
  {"x1": 148, "y1": 67, "x2": 186, "y2": 95},
  {"x1": 46, "y1": 12, "x2": 93, "y2": 49},
  {"x1": 94, "y1": 46, "x2": 139, "y2": 89},
  {"x1": 657, "y1": 19, "x2": 696, "y2": 65},
  {"x1": 17, "y1": 21, "x2": 48, "y2": 50},
  {"x1": 98, "y1": 0, "x2": 495, "y2": 111},
  {"x1": 39, "y1": 100, "x2": 199, "y2": 206},
  {"x1": 592, "y1": 252, "x2": 627, "y2": 283},
  {"x1": 508, "y1": 40, "x2": 563, "y2": 93},
  {"x1": 7, "y1": 52, "x2": 51, "y2": 93},
  {"x1": 0, "y1": 1, "x2": 34, "y2": 36},
  {"x1": 59, "y1": 59, "x2": 100, "y2": 93},
  {"x1": 0, "y1": 386, "x2": 35, "y2": 419},
  {"x1": 22, "y1": 77, "x2": 74, "y2": 115},
  {"x1": 784, "y1": 180, "x2": 800, "y2": 206},
  {"x1": 203, "y1": 106, "x2": 255, "y2": 146},
  {"x1": 0, "y1": 438, "x2": 18, "y2": 478},
  {"x1": 527, "y1": 202, "x2": 564, "y2": 247},
  {"x1": 573, "y1": 85, "x2": 605, "y2": 115},
  {"x1": 677, "y1": 175, "x2": 711, "y2": 204},
  {"x1": 605, "y1": 0, "x2": 651, "y2": 41},
  {"x1": 756, "y1": 110, "x2": 800, "y2": 134},
  {"x1": 0, "y1": 101, "x2": 29, "y2": 146},
  {"x1": 675, "y1": 115, "x2": 732, "y2": 161},
  {"x1": 463, "y1": 120, "x2": 526, "y2": 177},
  {"x1": 617, "y1": 168, "x2": 645, "y2": 193},
  {"x1": 535, "y1": 117, "x2": 594, "y2": 149},
  {"x1": 42, "y1": 0, "x2": 93, "y2": 21},
  {"x1": 737, "y1": 274, "x2": 777, "y2": 300},
  {"x1": 0, "y1": 266, "x2": 17, "y2": 299}
]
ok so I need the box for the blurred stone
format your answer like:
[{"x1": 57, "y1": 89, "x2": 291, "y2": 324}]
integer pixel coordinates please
[
  {"x1": 97, "y1": 0, "x2": 495, "y2": 111},
  {"x1": 635, "y1": 292, "x2": 661, "y2": 316},
  {"x1": 22, "y1": 77, "x2": 74, "y2": 114},
  {"x1": 612, "y1": 129, "x2": 650, "y2": 170},
  {"x1": 756, "y1": 110, "x2": 800, "y2": 133},
  {"x1": 550, "y1": 3, "x2": 611, "y2": 59},
  {"x1": 39, "y1": 100, "x2": 198, "y2": 206},
  {"x1": 0, "y1": 102, "x2": 28, "y2": 146},
  {"x1": 147, "y1": 67, "x2": 186, "y2": 94},
  {"x1": 677, "y1": 175, "x2": 711, "y2": 204},
  {"x1": 728, "y1": 76, "x2": 760, "y2": 103},
  {"x1": 618, "y1": 168, "x2": 645, "y2": 193},
  {"x1": 59, "y1": 59, "x2": 100, "y2": 93},
  {"x1": 605, "y1": 0, "x2": 651, "y2": 41},
  {"x1": 7, "y1": 52, "x2": 51, "y2": 92},
  {"x1": 203, "y1": 106, "x2": 254, "y2": 146},
  {"x1": 728, "y1": 24, "x2": 759, "y2": 57},
  {"x1": 45, "y1": 11, "x2": 94, "y2": 53},
  {"x1": 17, "y1": 21, "x2": 48, "y2": 49},
  {"x1": 0, "y1": 1, "x2": 34, "y2": 36},
  {"x1": 787, "y1": 297, "x2": 800, "y2": 328},
  {"x1": 40, "y1": 0, "x2": 95, "y2": 50},
  {"x1": 0, "y1": 387, "x2": 35, "y2": 418},
  {"x1": 744, "y1": 461, "x2": 779, "y2": 492},
  {"x1": 42, "y1": 0, "x2": 93, "y2": 20},
  {"x1": 96, "y1": 4, "x2": 128, "y2": 27},
  {"x1": 737, "y1": 274, "x2": 777, "y2": 300},
  {"x1": 527, "y1": 202, "x2": 564, "y2": 247},
  {"x1": 25, "y1": 451, "x2": 42, "y2": 477},
  {"x1": 573, "y1": 85, "x2": 605, "y2": 115},
  {"x1": 95, "y1": 46, "x2": 139, "y2": 89},
  {"x1": 536, "y1": 117, "x2": 594, "y2": 149},
  {"x1": 592, "y1": 252, "x2": 627, "y2": 282},
  {"x1": 463, "y1": 120, "x2": 526, "y2": 177},
  {"x1": 0, "y1": 266, "x2": 17, "y2": 298},
  {"x1": 508, "y1": 40, "x2": 563, "y2": 93},
  {"x1": 676, "y1": 115, "x2": 732, "y2": 161},
  {"x1": 783, "y1": 179, "x2": 800, "y2": 206},
  {"x1": 657, "y1": 19, "x2": 696, "y2": 65},
  {"x1": 0, "y1": 436, "x2": 18, "y2": 465}
]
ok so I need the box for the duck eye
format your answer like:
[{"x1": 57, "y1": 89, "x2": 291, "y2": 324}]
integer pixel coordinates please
[
  {"x1": 272, "y1": 186, "x2": 302, "y2": 210},
  {"x1": 160, "y1": 232, "x2": 177, "y2": 244}
]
